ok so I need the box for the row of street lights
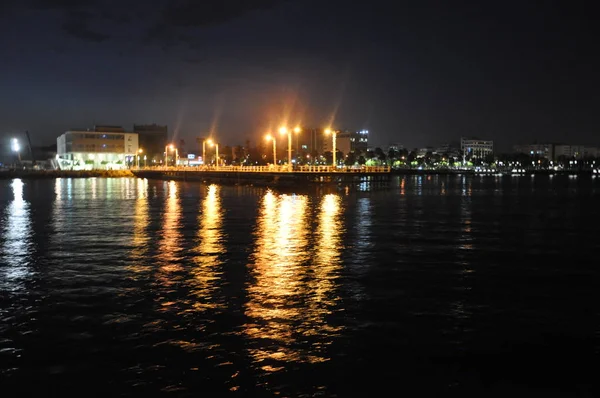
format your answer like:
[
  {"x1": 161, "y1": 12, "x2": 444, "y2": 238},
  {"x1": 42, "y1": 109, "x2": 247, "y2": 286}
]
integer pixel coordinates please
[{"x1": 265, "y1": 127, "x2": 337, "y2": 169}]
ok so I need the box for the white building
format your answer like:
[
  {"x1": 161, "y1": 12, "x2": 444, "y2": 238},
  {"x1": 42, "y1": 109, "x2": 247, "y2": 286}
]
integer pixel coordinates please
[
  {"x1": 461, "y1": 137, "x2": 494, "y2": 159},
  {"x1": 57, "y1": 128, "x2": 139, "y2": 170}
]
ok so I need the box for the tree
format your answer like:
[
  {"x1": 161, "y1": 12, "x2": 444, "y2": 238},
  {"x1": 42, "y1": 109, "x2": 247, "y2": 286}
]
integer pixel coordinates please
[
  {"x1": 358, "y1": 155, "x2": 366, "y2": 165},
  {"x1": 387, "y1": 148, "x2": 397, "y2": 163},
  {"x1": 345, "y1": 152, "x2": 356, "y2": 166}
]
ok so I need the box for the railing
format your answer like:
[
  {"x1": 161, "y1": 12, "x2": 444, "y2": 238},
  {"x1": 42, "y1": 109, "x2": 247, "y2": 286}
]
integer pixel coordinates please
[{"x1": 137, "y1": 165, "x2": 391, "y2": 173}]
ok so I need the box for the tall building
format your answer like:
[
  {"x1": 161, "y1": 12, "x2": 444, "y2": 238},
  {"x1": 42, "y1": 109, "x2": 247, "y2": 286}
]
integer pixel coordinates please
[
  {"x1": 133, "y1": 124, "x2": 168, "y2": 164},
  {"x1": 323, "y1": 130, "x2": 369, "y2": 155},
  {"x1": 56, "y1": 127, "x2": 138, "y2": 170},
  {"x1": 554, "y1": 145, "x2": 598, "y2": 160},
  {"x1": 461, "y1": 137, "x2": 494, "y2": 159},
  {"x1": 513, "y1": 143, "x2": 555, "y2": 159}
]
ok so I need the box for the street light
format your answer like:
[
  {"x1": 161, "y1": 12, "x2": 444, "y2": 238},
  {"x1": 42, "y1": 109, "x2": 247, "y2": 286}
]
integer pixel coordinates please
[
  {"x1": 165, "y1": 144, "x2": 178, "y2": 167},
  {"x1": 265, "y1": 134, "x2": 276, "y2": 166},
  {"x1": 209, "y1": 141, "x2": 219, "y2": 167},
  {"x1": 137, "y1": 148, "x2": 143, "y2": 168},
  {"x1": 11, "y1": 138, "x2": 21, "y2": 163},
  {"x1": 324, "y1": 128, "x2": 337, "y2": 169},
  {"x1": 203, "y1": 138, "x2": 213, "y2": 166},
  {"x1": 294, "y1": 126, "x2": 301, "y2": 161},
  {"x1": 279, "y1": 126, "x2": 300, "y2": 172}
]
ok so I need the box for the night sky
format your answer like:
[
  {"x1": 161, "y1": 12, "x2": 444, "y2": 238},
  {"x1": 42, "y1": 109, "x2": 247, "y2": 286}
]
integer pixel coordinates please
[{"x1": 1, "y1": 0, "x2": 598, "y2": 150}]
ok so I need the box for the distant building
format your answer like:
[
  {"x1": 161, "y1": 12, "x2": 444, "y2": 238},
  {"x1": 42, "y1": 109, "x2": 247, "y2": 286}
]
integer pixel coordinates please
[
  {"x1": 323, "y1": 130, "x2": 369, "y2": 155},
  {"x1": 56, "y1": 127, "x2": 139, "y2": 170},
  {"x1": 554, "y1": 145, "x2": 598, "y2": 160},
  {"x1": 435, "y1": 142, "x2": 461, "y2": 158},
  {"x1": 514, "y1": 143, "x2": 598, "y2": 160},
  {"x1": 133, "y1": 124, "x2": 168, "y2": 164},
  {"x1": 461, "y1": 137, "x2": 494, "y2": 159},
  {"x1": 513, "y1": 143, "x2": 555, "y2": 159}
]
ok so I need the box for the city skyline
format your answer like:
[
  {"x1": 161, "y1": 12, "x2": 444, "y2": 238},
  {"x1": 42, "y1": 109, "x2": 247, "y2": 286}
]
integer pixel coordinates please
[{"x1": 1, "y1": 1, "x2": 599, "y2": 150}]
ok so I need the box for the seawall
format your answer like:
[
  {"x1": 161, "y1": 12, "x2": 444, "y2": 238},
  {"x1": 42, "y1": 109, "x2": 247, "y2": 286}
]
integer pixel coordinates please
[{"x1": 0, "y1": 169, "x2": 134, "y2": 179}]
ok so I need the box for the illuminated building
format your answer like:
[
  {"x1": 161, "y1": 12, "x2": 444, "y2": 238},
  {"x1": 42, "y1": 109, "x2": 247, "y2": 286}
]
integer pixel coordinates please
[
  {"x1": 460, "y1": 137, "x2": 494, "y2": 159},
  {"x1": 56, "y1": 126, "x2": 139, "y2": 170}
]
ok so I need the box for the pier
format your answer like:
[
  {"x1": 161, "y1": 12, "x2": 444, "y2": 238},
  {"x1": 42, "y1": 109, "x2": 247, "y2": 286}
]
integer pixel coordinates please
[{"x1": 132, "y1": 165, "x2": 391, "y2": 187}]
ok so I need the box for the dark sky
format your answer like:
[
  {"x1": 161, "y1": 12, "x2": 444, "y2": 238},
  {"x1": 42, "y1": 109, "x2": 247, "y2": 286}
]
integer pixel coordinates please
[{"x1": 1, "y1": 0, "x2": 598, "y2": 150}]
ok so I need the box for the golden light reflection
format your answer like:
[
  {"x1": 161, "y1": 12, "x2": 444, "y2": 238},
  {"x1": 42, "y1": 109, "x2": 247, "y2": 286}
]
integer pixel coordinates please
[
  {"x1": 400, "y1": 177, "x2": 406, "y2": 196},
  {"x1": 190, "y1": 184, "x2": 225, "y2": 311},
  {"x1": 309, "y1": 194, "x2": 344, "y2": 336},
  {"x1": 130, "y1": 178, "x2": 149, "y2": 269},
  {"x1": 245, "y1": 191, "x2": 312, "y2": 368},
  {"x1": 1, "y1": 179, "x2": 33, "y2": 291},
  {"x1": 157, "y1": 181, "x2": 183, "y2": 276}
]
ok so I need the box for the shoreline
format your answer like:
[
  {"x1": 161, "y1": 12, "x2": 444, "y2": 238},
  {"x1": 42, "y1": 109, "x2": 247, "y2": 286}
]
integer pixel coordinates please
[
  {"x1": 0, "y1": 168, "x2": 595, "y2": 180},
  {"x1": 0, "y1": 170, "x2": 134, "y2": 179}
]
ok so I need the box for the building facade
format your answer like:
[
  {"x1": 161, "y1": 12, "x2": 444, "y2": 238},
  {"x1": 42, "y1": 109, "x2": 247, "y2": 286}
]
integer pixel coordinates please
[
  {"x1": 513, "y1": 144, "x2": 555, "y2": 159},
  {"x1": 554, "y1": 145, "x2": 598, "y2": 160},
  {"x1": 133, "y1": 124, "x2": 168, "y2": 164},
  {"x1": 461, "y1": 137, "x2": 494, "y2": 159},
  {"x1": 57, "y1": 127, "x2": 139, "y2": 170},
  {"x1": 322, "y1": 130, "x2": 369, "y2": 155}
]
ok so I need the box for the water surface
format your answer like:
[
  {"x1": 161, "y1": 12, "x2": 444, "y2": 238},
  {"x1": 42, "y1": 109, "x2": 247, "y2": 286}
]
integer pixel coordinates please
[{"x1": 1, "y1": 175, "x2": 599, "y2": 396}]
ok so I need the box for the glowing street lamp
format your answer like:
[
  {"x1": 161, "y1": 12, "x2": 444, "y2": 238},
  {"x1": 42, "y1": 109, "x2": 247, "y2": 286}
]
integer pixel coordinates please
[
  {"x1": 265, "y1": 134, "x2": 276, "y2": 166},
  {"x1": 209, "y1": 141, "x2": 219, "y2": 167},
  {"x1": 279, "y1": 126, "x2": 300, "y2": 172},
  {"x1": 203, "y1": 138, "x2": 213, "y2": 166},
  {"x1": 137, "y1": 148, "x2": 143, "y2": 168},
  {"x1": 11, "y1": 138, "x2": 21, "y2": 162},
  {"x1": 324, "y1": 128, "x2": 337, "y2": 169},
  {"x1": 165, "y1": 144, "x2": 178, "y2": 167}
]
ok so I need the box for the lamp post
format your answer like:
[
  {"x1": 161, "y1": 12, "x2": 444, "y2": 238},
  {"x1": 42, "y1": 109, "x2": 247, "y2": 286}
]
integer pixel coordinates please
[
  {"x1": 279, "y1": 126, "x2": 300, "y2": 172},
  {"x1": 294, "y1": 126, "x2": 301, "y2": 160},
  {"x1": 11, "y1": 138, "x2": 21, "y2": 164},
  {"x1": 137, "y1": 148, "x2": 143, "y2": 168},
  {"x1": 203, "y1": 138, "x2": 213, "y2": 166},
  {"x1": 143, "y1": 155, "x2": 147, "y2": 168},
  {"x1": 209, "y1": 142, "x2": 219, "y2": 167},
  {"x1": 265, "y1": 134, "x2": 276, "y2": 166},
  {"x1": 325, "y1": 128, "x2": 337, "y2": 169},
  {"x1": 165, "y1": 144, "x2": 177, "y2": 167}
]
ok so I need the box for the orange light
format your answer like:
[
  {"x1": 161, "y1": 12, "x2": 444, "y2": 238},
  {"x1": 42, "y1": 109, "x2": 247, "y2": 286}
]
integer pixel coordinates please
[
  {"x1": 293, "y1": 127, "x2": 301, "y2": 133},
  {"x1": 324, "y1": 128, "x2": 331, "y2": 135},
  {"x1": 265, "y1": 134, "x2": 272, "y2": 141},
  {"x1": 278, "y1": 127, "x2": 288, "y2": 135}
]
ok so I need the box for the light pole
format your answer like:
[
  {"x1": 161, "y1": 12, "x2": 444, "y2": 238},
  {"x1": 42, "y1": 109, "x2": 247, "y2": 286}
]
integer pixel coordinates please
[
  {"x1": 325, "y1": 128, "x2": 337, "y2": 169},
  {"x1": 11, "y1": 138, "x2": 21, "y2": 164},
  {"x1": 209, "y1": 142, "x2": 219, "y2": 167},
  {"x1": 143, "y1": 155, "x2": 147, "y2": 168},
  {"x1": 265, "y1": 134, "x2": 276, "y2": 166},
  {"x1": 279, "y1": 126, "x2": 300, "y2": 172},
  {"x1": 166, "y1": 144, "x2": 177, "y2": 167},
  {"x1": 203, "y1": 138, "x2": 213, "y2": 166},
  {"x1": 137, "y1": 148, "x2": 143, "y2": 168},
  {"x1": 294, "y1": 126, "x2": 301, "y2": 160}
]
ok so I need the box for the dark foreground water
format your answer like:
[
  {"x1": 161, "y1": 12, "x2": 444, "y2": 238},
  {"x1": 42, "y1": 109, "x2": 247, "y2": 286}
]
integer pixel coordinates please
[{"x1": 1, "y1": 176, "x2": 599, "y2": 397}]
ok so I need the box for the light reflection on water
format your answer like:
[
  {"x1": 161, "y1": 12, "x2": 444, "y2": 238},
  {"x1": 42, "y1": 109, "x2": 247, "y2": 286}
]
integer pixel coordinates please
[
  {"x1": 245, "y1": 191, "x2": 344, "y2": 370},
  {"x1": 1, "y1": 176, "x2": 599, "y2": 396},
  {"x1": 157, "y1": 180, "x2": 183, "y2": 273},
  {"x1": 190, "y1": 184, "x2": 226, "y2": 312},
  {"x1": 0, "y1": 179, "x2": 33, "y2": 292}
]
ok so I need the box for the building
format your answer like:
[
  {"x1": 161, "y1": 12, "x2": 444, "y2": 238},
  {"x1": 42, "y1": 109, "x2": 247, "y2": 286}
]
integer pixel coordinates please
[
  {"x1": 513, "y1": 143, "x2": 555, "y2": 159},
  {"x1": 554, "y1": 145, "x2": 598, "y2": 160},
  {"x1": 56, "y1": 126, "x2": 139, "y2": 170},
  {"x1": 133, "y1": 124, "x2": 168, "y2": 164},
  {"x1": 323, "y1": 130, "x2": 369, "y2": 155},
  {"x1": 435, "y1": 142, "x2": 461, "y2": 158},
  {"x1": 461, "y1": 137, "x2": 494, "y2": 159}
]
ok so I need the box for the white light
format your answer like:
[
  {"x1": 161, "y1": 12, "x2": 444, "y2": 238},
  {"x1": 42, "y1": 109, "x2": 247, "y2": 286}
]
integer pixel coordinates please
[{"x1": 11, "y1": 138, "x2": 20, "y2": 152}]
